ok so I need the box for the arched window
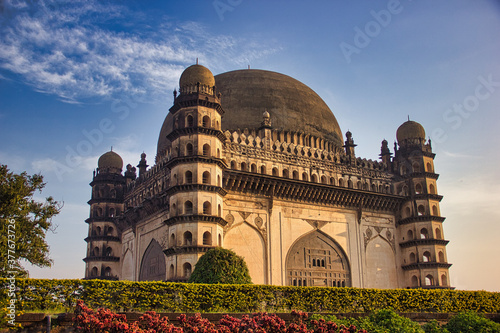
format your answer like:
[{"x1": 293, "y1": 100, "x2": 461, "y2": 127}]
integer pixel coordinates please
[
  {"x1": 293, "y1": 171, "x2": 299, "y2": 180},
  {"x1": 401, "y1": 165, "x2": 407, "y2": 175},
  {"x1": 217, "y1": 175, "x2": 221, "y2": 186},
  {"x1": 411, "y1": 275, "x2": 419, "y2": 287},
  {"x1": 407, "y1": 229, "x2": 414, "y2": 240},
  {"x1": 231, "y1": 161, "x2": 236, "y2": 169},
  {"x1": 357, "y1": 181, "x2": 362, "y2": 189},
  {"x1": 97, "y1": 207, "x2": 103, "y2": 217},
  {"x1": 218, "y1": 204, "x2": 221, "y2": 217},
  {"x1": 429, "y1": 183, "x2": 436, "y2": 194},
  {"x1": 172, "y1": 203, "x2": 177, "y2": 215},
  {"x1": 184, "y1": 201, "x2": 193, "y2": 215},
  {"x1": 251, "y1": 164, "x2": 257, "y2": 173},
  {"x1": 260, "y1": 165, "x2": 266, "y2": 174},
  {"x1": 425, "y1": 274, "x2": 434, "y2": 286},
  {"x1": 435, "y1": 228, "x2": 442, "y2": 240},
  {"x1": 203, "y1": 231, "x2": 212, "y2": 245},
  {"x1": 203, "y1": 201, "x2": 211, "y2": 215},
  {"x1": 432, "y1": 205, "x2": 439, "y2": 216},
  {"x1": 283, "y1": 169, "x2": 289, "y2": 178},
  {"x1": 415, "y1": 183, "x2": 423, "y2": 194},
  {"x1": 202, "y1": 115, "x2": 210, "y2": 128},
  {"x1": 91, "y1": 267, "x2": 98, "y2": 276},
  {"x1": 186, "y1": 115, "x2": 194, "y2": 127},
  {"x1": 409, "y1": 252, "x2": 416, "y2": 263},
  {"x1": 170, "y1": 233, "x2": 176, "y2": 247},
  {"x1": 426, "y1": 162, "x2": 433, "y2": 172},
  {"x1": 402, "y1": 185, "x2": 409, "y2": 196},
  {"x1": 321, "y1": 176, "x2": 327, "y2": 184},
  {"x1": 302, "y1": 172, "x2": 308, "y2": 181},
  {"x1": 272, "y1": 168, "x2": 279, "y2": 176},
  {"x1": 371, "y1": 183, "x2": 376, "y2": 191},
  {"x1": 241, "y1": 162, "x2": 247, "y2": 171},
  {"x1": 420, "y1": 228, "x2": 429, "y2": 239},
  {"x1": 186, "y1": 143, "x2": 194, "y2": 156},
  {"x1": 441, "y1": 274, "x2": 448, "y2": 286},
  {"x1": 96, "y1": 226, "x2": 102, "y2": 235},
  {"x1": 202, "y1": 171, "x2": 210, "y2": 184},
  {"x1": 109, "y1": 208, "x2": 115, "y2": 217},
  {"x1": 183, "y1": 231, "x2": 192, "y2": 246},
  {"x1": 217, "y1": 148, "x2": 220, "y2": 158},
  {"x1": 93, "y1": 247, "x2": 99, "y2": 257},
  {"x1": 338, "y1": 178, "x2": 344, "y2": 187},
  {"x1": 185, "y1": 171, "x2": 193, "y2": 183},
  {"x1": 347, "y1": 180, "x2": 353, "y2": 188},
  {"x1": 203, "y1": 144, "x2": 210, "y2": 157},
  {"x1": 417, "y1": 205, "x2": 426, "y2": 216},
  {"x1": 423, "y1": 251, "x2": 431, "y2": 262},
  {"x1": 438, "y1": 251, "x2": 445, "y2": 263},
  {"x1": 311, "y1": 174, "x2": 318, "y2": 183},
  {"x1": 104, "y1": 267, "x2": 112, "y2": 277},
  {"x1": 312, "y1": 259, "x2": 316, "y2": 266},
  {"x1": 404, "y1": 207, "x2": 411, "y2": 218},
  {"x1": 330, "y1": 177, "x2": 335, "y2": 186},
  {"x1": 218, "y1": 234, "x2": 222, "y2": 246},
  {"x1": 412, "y1": 163, "x2": 420, "y2": 173},
  {"x1": 183, "y1": 262, "x2": 192, "y2": 278}
]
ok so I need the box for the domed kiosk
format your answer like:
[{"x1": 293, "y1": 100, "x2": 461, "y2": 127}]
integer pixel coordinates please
[{"x1": 85, "y1": 63, "x2": 452, "y2": 290}]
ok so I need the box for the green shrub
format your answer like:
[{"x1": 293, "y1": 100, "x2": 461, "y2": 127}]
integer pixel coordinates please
[
  {"x1": 312, "y1": 309, "x2": 424, "y2": 333},
  {"x1": 422, "y1": 319, "x2": 449, "y2": 333},
  {"x1": 445, "y1": 311, "x2": 500, "y2": 333},
  {"x1": 188, "y1": 247, "x2": 252, "y2": 284}
]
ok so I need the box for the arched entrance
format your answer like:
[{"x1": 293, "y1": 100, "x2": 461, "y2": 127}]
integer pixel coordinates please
[{"x1": 285, "y1": 230, "x2": 351, "y2": 287}]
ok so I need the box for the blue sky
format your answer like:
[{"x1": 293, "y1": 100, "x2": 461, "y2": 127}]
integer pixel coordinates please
[{"x1": 1, "y1": 0, "x2": 499, "y2": 291}]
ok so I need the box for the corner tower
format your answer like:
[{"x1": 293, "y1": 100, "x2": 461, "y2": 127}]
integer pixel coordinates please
[
  {"x1": 393, "y1": 120, "x2": 452, "y2": 289},
  {"x1": 84, "y1": 150, "x2": 125, "y2": 280},
  {"x1": 163, "y1": 64, "x2": 227, "y2": 281}
]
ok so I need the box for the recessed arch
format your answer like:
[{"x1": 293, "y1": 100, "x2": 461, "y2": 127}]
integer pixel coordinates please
[
  {"x1": 203, "y1": 231, "x2": 212, "y2": 245},
  {"x1": 202, "y1": 171, "x2": 210, "y2": 184},
  {"x1": 139, "y1": 239, "x2": 166, "y2": 281},
  {"x1": 285, "y1": 230, "x2": 351, "y2": 287}
]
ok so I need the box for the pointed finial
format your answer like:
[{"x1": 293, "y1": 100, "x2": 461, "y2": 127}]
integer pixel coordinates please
[
  {"x1": 111, "y1": 146, "x2": 113, "y2": 151},
  {"x1": 407, "y1": 115, "x2": 410, "y2": 121},
  {"x1": 196, "y1": 58, "x2": 199, "y2": 65},
  {"x1": 248, "y1": 65, "x2": 250, "y2": 69}
]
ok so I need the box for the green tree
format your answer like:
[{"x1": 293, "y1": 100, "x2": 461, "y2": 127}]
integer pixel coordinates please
[
  {"x1": 0, "y1": 165, "x2": 61, "y2": 277},
  {"x1": 188, "y1": 247, "x2": 252, "y2": 284}
]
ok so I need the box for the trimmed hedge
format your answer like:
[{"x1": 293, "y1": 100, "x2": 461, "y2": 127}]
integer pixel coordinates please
[{"x1": 1, "y1": 279, "x2": 499, "y2": 313}]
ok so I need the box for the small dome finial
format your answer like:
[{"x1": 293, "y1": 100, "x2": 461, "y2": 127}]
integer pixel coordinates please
[{"x1": 196, "y1": 58, "x2": 198, "y2": 65}]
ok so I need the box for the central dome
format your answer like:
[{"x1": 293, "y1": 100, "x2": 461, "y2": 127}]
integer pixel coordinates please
[
  {"x1": 157, "y1": 68, "x2": 343, "y2": 158},
  {"x1": 215, "y1": 69, "x2": 342, "y2": 146}
]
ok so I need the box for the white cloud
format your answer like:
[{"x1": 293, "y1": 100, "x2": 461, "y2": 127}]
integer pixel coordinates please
[{"x1": 0, "y1": 0, "x2": 281, "y2": 103}]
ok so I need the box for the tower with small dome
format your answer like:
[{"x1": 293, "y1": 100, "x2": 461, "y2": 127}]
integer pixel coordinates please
[{"x1": 83, "y1": 64, "x2": 452, "y2": 289}]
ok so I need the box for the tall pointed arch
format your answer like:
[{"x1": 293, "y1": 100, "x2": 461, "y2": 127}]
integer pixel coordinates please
[
  {"x1": 285, "y1": 230, "x2": 351, "y2": 287},
  {"x1": 139, "y1": 239, "x2": 166, "y2": 281}
]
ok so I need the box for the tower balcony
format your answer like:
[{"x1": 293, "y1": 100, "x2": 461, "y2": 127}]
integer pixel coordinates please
[
  {"x1": 402, "y1": 261, "x2": 452, "y2": 271},
  {"x1": 84, "y1": 235, "x2": 120, "y2": 242},
  {"x1": 83, "y1": 256, "x2": 120, "y2": 263},
  {"x1": 398, "y1": 215, "x2": 445, "y2": 225},
  {"x1": 399, "y1": 238, "x2": 449, "y2": 248}
]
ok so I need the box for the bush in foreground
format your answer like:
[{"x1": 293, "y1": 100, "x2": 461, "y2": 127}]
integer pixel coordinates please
[
  {"x1": 188, "y1": 248, "x2": 252, "y2": 284},
  {"x1": 445, "y1": 311, "x2": 500, "y2": 333},
  {"x1": 73, "y1": 301, "x2": 368, "y2": 333}
]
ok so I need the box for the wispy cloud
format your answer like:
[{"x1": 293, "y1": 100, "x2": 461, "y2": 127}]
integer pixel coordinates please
[{"x1": 0, "y1": 0, "x2": 281, "y2": 103}]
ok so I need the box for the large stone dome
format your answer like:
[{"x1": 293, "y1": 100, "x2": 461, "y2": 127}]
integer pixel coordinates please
[
  {"x1": 215, "y1": 69, "x2": 342, "y2": 146},
  {"x1": 157, "y1": 68, "x2": 343, "y2": 158}
]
